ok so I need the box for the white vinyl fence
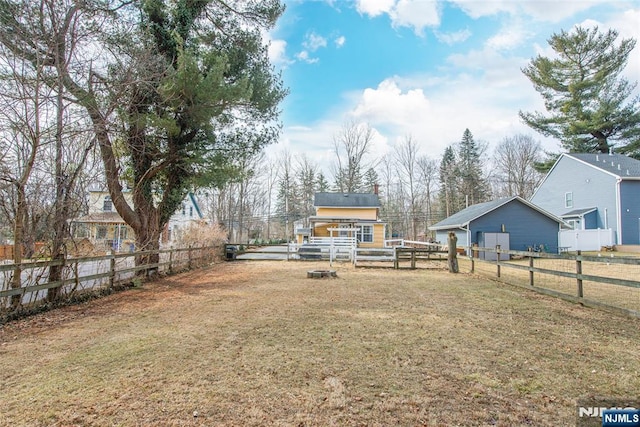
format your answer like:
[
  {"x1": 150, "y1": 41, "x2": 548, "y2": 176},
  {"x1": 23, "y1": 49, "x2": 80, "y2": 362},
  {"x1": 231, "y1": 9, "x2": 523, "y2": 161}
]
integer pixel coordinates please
[{"x1": 558, "y1": 229, "x2": 614, "y2": 252}]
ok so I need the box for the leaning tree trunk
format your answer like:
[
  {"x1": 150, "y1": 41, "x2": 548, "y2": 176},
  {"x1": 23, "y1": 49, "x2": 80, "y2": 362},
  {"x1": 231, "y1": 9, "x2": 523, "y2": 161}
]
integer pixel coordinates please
[{"x1": 447, "y1": 232, "x2": 459, "y2": 273}]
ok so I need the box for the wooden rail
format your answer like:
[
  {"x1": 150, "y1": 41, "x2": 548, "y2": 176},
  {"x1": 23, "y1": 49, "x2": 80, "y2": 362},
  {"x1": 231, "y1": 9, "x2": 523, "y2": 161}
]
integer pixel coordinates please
[
  {"x1": 466, "y1": 246, "x2": 640, "y2": 318},
  {"x1": 0, "y1": 245, "x2": 218, "y2": 313},
  {"x1": 353, "y1": 247, "x2": 448, "y2": 269}
]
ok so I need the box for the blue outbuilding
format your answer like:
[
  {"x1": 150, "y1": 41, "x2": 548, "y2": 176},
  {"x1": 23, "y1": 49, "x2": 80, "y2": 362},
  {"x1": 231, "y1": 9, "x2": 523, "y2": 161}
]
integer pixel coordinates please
[{"x1": 429, "y1": 196, "x2": 566, "y2": 257}]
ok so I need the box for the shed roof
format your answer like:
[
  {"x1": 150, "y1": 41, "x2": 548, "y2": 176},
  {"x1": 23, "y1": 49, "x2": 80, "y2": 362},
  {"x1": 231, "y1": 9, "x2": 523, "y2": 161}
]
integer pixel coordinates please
[
  {"x1": 561, "y1": 207, "x2": 597, "y2": 217},
  {"x1": 429, "y1": 196, "x2": 564, "y2": 231},
  {"x1": 314, "y1": 192, "x2": 381, "y2": 208}
]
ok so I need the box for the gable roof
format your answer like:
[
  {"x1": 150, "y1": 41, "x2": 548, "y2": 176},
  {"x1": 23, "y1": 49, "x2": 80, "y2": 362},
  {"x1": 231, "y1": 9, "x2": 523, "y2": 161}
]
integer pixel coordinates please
[
  {"x1": 314, "y1": 192, "x2": 381, "y2": 208},
  {"x1": 429, "y1": 196, "x2": 564, "y2": 230},
  {"x1": 562, "y1": 153, "x2": 640, "y2": 179}
]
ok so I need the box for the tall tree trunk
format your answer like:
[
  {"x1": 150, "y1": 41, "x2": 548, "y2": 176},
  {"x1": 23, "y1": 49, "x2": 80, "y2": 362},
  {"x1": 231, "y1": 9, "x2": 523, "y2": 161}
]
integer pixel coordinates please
[
  {"x1": 134, "y1": 205, "x2": 160, "y2": 276},
  {"x1": 48, "y1": 80, "x2": 66, "y2": 302},
  {"x1": 11, "y1": 185, "x2": 26, "y2": 308}
]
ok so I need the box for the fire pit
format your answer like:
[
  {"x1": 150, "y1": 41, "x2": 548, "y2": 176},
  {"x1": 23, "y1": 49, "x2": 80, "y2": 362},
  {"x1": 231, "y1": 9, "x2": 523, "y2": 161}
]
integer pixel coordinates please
[{"x1": 307, "y1": 270, "x2": 337, "y2": 279}]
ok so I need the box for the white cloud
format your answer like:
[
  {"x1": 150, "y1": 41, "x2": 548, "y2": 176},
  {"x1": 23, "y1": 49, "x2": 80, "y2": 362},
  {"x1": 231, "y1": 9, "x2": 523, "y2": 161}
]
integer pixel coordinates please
[
  {"x1": 451, "y1": 0, "x2": 615, "y2": 23},
  {"x1": 352, "y1": 79, "x2": 431, "y2": 126},
  {"x1": 596, "y1": 8, "x2": 640, "y2": 87},
  {"x1": 295, "y1": 50, "x2": 319, "y2": 64},
  {"x1": 486, "y1": 22, "x2": 533, "y2": 51},
  {"x1": 434, "y1": 28, "x2": 472, "y2": 45},
  {"x1": 356, "y1": 0, "x2": 440, "y2": 35},
  {"x1": 303, "y1": 32, "x2": 328, "y2": 51},
  {"x1": 390, "y1": 0, "x2": 440, "y2": 35},
  {"x1": 335, "y1": 35, "x2": 346, "y2": 48},
  {"x1": 355, "y1": 0, "x2": 396, "y2": 17},
  {"x1": 268, "y1": 39, "x2": 291, "y2": 67}
]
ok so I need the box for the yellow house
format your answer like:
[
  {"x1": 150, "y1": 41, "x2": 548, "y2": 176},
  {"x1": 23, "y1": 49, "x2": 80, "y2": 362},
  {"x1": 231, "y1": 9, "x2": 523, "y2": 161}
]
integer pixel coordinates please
[{"x1": 297, "y1": 192, "x2": 387, "y2": 248}]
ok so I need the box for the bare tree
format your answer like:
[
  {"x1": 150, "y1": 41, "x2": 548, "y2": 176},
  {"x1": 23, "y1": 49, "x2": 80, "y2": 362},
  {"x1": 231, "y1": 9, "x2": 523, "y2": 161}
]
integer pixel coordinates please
[
  {"x1": 276, "y1": 150, "x2": 297, "y2": 239},
  {"x1": 264, "y1": 158, "x2": 280, "y2": 240},
  {"x1": 296, "y1": 154, "x2": 319, "y2": 226},
  {"x1": 417, "y1": 155, "x2": 439, "y2": 239},
  {"x1": 331, "y1": 120, "x2": 376, "y2": 192},
  {"x1": 492, "y1": 134, "x2": 544, "y2": 199},
  {"x1": 0, "y1": 40, "x2": 49, "y2": 306},
  {"x1": 394, "y1": 136, "x2": 420, "y2": 240}
]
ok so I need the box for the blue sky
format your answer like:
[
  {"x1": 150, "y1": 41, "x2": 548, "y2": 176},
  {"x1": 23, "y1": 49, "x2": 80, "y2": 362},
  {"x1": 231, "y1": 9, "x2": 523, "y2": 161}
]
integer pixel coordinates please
[{"x1": 266, "y1": 0, "x2": 640, "y2": 173}]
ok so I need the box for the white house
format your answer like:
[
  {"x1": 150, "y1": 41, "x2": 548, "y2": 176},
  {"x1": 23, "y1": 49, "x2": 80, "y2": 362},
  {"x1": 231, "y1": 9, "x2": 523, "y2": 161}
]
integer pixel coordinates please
[{"x1": 71, "y1": 189, "x2": 204, "y2": 251}]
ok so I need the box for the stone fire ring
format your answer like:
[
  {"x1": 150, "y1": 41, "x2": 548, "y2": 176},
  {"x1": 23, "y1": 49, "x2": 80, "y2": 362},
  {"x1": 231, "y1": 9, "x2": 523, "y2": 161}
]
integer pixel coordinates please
[{"x1": 307, "y1": 270, "x2": 337, "y2": 279}]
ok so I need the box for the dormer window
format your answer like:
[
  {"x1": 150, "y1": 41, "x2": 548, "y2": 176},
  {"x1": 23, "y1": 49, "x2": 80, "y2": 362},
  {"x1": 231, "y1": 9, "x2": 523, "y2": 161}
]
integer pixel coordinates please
[{"x1": 103, "y1": 196, "x2": 112, "y2": 212}]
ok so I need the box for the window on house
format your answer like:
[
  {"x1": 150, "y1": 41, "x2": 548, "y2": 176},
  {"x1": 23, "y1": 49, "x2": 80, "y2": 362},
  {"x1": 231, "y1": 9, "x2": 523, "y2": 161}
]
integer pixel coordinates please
[
  {"x1": 567, "y1": 219, "x2": 579, "y2": 230},
  {"x1": 96, "y1": 226, "x2": 107, "y2": 239},
  {"x1": 103, "y1": 196, "x2": 112, "y2": 212},
  {"x1": 190, "y1": 206, "x2": 193, "y2": 217},
  {"x1": 357, "y1": 225, "x2": 374, "y2": 243},
  {"x1": 564, "y1": 192, "x2": 573, "y2": 208},
  {"x1": 181, "y1": 204, "x2": 186, "y2": 215}
]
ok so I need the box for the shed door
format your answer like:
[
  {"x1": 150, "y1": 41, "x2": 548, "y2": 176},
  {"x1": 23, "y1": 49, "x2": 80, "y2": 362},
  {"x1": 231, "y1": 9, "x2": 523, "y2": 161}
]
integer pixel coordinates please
[{"x1": 480, "y1": 232, "x2": 510, "y2": 261}]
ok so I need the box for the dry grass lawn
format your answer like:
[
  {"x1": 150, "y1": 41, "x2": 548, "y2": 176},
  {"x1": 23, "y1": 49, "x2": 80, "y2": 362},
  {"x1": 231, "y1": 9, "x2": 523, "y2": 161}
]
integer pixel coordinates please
[{"x1": 0, "y1": 260, "x2": 639, "y2": 426}]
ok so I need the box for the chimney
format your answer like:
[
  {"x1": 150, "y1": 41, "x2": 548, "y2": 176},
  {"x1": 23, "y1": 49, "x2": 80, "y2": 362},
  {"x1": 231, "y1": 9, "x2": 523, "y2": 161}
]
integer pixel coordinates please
[{"x1": 373, "y1": 183, "x2": 379, "y2": 195}]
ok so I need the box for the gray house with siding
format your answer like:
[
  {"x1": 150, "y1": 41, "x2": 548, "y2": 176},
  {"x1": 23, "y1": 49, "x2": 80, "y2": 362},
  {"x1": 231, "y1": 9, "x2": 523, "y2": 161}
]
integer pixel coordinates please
[
  {"x1": 429, "y1": 196, "x2": 565, "y2": 255},
  {"x1": 530, "y1": 153, "x2": 640, "y2": 245}
]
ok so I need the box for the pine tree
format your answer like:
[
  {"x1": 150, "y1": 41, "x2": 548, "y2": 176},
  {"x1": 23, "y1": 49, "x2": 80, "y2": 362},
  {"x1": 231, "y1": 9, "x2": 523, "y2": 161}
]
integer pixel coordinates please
[
  {"x1": 520, "y1": 26, "x2": 640, "y2": 154},
  {"x1": 438, "y1": 146, "x2": 458, "y2": 218},
  {"x1": 456, "y1": 129, "x2": 490, "y2": 208}
]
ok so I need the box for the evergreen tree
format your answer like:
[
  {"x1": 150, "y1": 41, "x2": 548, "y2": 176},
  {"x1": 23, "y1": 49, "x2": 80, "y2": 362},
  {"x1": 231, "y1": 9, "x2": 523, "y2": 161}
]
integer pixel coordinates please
[
  {"x1": 438, "y1": 145, "x2": 458, "y2": 218},
  {"x1": 316, "y1": 172, "x2": 330, "y2": 193},
  {"x1": 362, "y1": 167, "x2": 379, "y2": 193},
  {"x1": 456, "y1": 129, "x2": 491, "y2": 207},
  {"x1": 520, "y1": 26, "x2": 640, "y2": 155}
]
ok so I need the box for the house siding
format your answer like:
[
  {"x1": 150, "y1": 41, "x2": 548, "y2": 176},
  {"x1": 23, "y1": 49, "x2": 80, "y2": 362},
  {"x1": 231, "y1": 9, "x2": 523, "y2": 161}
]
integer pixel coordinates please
[
  {"x1": 531, "y1": 155, "x2": 618, "y2": 236},
  {"x1": 312, "y1": 222, "x2": 385, "y2": 247},
  {"x1": 469, "y1": 199, "x2": 559, "y2": 253},
  {"x1": 619, "y1": 180, "x2": 640, "y2": 244},
  {"x1": 315, "y1": 207, "x2": 378, "y2": 220},
  {"x1": 435, "y1": 230, "x2": 468, "y2": 248}
]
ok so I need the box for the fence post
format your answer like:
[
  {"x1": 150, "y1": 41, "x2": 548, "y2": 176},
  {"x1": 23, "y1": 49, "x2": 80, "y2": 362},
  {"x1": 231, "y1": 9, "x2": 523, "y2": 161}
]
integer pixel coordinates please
[
  {"x1": 410, "y1": 249, "x2": 416, "y2": 269},
  {"x1": 576, "y1": 250, "x2": 583, "y2": 298},
  {"x1": 496, "y1": 245, "x2": 501, "y2": 278},
  {"x1": 169, "y1": 247, "x2": 173, "y2": 274},
  {"x1": 394, "y1": 248, "x2": 399, "y2": 269},
  {"x1": 470, "y1": 243, "x2": 477, "y2": 273},
  {"x1": 109, "y1": 250, "x2": 116, "y2": 289},
  {"x1": 529, "y1": 255, "x2": 534, "y2": 287},
  {"x1": 188, "y1": 244, "x2": 193, "y2": 270}
]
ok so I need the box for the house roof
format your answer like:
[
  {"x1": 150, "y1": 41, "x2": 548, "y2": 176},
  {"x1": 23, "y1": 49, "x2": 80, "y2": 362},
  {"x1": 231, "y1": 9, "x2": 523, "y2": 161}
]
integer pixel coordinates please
[
  {"x1": 71, "y1": 212, "x2": 127, "y2": 224},
  {"x1": 561, "y1": 207, "x2": 597, "y2": 217},
  {"x1": 314, "y1": 192, "x2": 381, "y2": 208},
  {"x1": 429, "y1": 196, "x2": 565, "y2": 231},
  {"x1": 564, "y1": 153, "x2": 640, "y2": 179}
]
